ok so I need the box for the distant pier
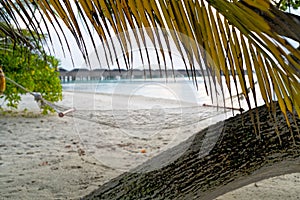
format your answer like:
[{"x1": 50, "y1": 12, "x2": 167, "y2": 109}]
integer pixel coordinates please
[
  {"x1": 58, "y1": 68, "x2": 205, "y2": 82},
  {"x1": 58, "y1": 68, "x2": 248, "y2": 82}
]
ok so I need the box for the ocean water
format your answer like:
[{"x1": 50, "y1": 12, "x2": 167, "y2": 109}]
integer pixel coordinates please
[
  {"x1": 61, "y1": 77, "x2": 220, "y2": 105},
  {"x1": 61, "y1": 74, "x2": 267, "y2": 113}
]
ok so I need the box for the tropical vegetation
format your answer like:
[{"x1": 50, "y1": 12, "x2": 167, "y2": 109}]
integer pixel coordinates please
[
  {"x1": 0, "y1": 41, "x2": 62, "y2": 110},
  {"x1": 0, "y1": 14, "x2": 62, "y2": 111}
]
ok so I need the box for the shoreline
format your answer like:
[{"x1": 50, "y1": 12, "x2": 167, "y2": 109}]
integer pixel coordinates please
[{"x1": 62, "y1": 90, "x2": 201, "y2": 109}]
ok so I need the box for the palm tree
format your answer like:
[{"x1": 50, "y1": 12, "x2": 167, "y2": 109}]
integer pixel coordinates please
[{"x1": 1, "y1": 0, "x2": 300, "y2": 199}]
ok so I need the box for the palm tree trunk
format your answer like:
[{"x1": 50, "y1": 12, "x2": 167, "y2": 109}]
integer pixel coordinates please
[{"x1": 84, "y1": 103, "x2": 300, "y2": 199}]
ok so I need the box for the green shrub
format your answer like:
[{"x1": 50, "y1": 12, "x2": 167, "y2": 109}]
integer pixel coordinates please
[{"x1": 0, "y1": 45, "x2": 62, "y2": 113}]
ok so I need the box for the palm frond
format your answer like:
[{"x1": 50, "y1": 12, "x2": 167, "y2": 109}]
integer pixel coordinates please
[{"x1": 1, "y1": 0, "x2": 300, "y2": 138}]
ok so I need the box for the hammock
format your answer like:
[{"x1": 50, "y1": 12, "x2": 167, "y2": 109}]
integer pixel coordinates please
[
  {"x1": 66, "y1": 106, "x2": 228, "y2": 130},
  {"x1": 4, "y1": 75, "x2": 237, "y2": 130}
]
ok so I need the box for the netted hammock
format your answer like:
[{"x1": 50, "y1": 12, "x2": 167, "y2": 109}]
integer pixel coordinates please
[
  {"x1": 64, "y1": 106, "x2": 229, "y2": 130},
  {"x1": 5, "y1": 76, "x2": 237, "y2": 130}
]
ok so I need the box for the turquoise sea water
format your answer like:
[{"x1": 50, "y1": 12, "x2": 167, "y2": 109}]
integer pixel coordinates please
[{"x1": 61, "y1": 77, "x2": 215, "y2": 104}]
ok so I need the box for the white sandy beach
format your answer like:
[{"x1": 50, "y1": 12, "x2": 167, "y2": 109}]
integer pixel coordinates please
[{"x1": 0, "y1": 91, "x2": 299, "y2": 199}]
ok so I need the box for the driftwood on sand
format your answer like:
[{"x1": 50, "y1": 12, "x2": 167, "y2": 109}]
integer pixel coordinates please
[{"x1": 84, "y1": 102, "x2": 300, "y2": 199}]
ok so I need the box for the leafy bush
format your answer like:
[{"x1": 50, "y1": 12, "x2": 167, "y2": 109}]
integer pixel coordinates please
[{"x1": 0, "y1": 44, "x2": 62, "y2": 113}]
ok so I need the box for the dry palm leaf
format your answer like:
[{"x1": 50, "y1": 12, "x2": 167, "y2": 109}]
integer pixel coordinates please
[{"x1": 1, "y1": 0, "x2": 300, "y2": 141}]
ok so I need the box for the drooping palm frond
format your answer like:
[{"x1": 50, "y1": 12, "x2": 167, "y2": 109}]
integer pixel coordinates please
[{"x1": 1, "y1": 0, "x2": 300, "y2": 138}]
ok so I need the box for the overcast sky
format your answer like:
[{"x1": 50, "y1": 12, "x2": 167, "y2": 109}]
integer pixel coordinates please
[{"x1": 46, "y1": 6, "x2": 300, "y2": 71}]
